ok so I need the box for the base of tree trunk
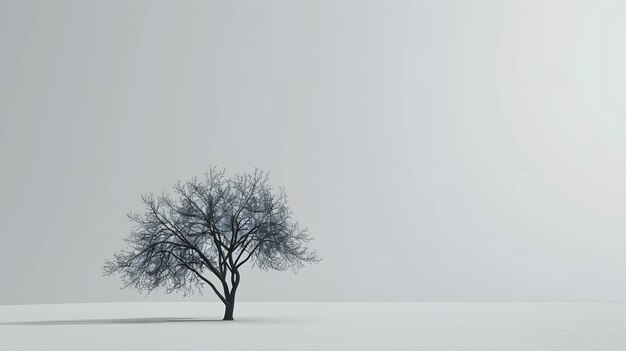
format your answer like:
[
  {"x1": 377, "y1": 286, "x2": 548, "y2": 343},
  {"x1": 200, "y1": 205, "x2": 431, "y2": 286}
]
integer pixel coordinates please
[{"x1": 223, "y1": 304, "x2": 234, "y2": 321}]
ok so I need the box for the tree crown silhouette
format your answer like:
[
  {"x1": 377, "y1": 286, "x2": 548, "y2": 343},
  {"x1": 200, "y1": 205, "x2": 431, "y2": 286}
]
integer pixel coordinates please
[{"x1": 104, "y1": 168, "x2": 319, "y2": 320}]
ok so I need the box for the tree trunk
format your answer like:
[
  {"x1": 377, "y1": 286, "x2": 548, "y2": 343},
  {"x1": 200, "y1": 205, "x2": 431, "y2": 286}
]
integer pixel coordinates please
[
  {"x1": 223, "y1": 296, "x2": 235, "y2": 320},
  {"x1": 222, "y1": 270, "x2": 239, "y2": 320}
]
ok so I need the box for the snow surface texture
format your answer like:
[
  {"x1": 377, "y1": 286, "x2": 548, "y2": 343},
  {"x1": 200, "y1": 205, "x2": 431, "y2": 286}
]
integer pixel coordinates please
[{"x1": 1, "y1": 302, "x2": 625, "y2": 350}]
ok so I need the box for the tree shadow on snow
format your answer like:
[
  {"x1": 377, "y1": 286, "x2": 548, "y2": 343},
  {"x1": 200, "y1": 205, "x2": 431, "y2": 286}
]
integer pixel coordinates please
[
  {"x1": 0, "y1": 317, "x2": 222, "y2": 325},
  {"x1": 0, "y1": 317, "x2": 293, "y2": 326}
]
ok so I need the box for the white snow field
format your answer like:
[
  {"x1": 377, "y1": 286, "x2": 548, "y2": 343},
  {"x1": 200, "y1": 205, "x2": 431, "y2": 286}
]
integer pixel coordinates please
[{"x1": 1, "y1": 302, "x2": 626, "y2": 350}]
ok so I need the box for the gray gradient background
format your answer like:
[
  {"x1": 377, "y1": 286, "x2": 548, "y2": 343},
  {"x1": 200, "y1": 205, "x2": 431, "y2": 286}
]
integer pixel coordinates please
[{"x1": 2, "y1": 0, "x2": 626, "y2": 304}]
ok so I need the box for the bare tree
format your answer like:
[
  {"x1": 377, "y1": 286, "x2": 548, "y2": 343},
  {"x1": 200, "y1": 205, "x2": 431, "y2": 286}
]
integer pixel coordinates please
[{"x1": 103, "y1": 168, "x2": 319, "y2": 320}]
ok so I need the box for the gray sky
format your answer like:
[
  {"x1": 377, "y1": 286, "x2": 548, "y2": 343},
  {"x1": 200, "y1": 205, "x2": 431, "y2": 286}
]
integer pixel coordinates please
[{"x1": 2, "y1": 0, "x2": 626, "y2": 304}]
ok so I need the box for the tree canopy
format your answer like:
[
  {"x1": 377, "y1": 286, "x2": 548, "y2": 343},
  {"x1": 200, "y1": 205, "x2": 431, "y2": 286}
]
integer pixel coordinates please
[{"x1": 104, "y1": 168, "x2": 319, "y2": 320}]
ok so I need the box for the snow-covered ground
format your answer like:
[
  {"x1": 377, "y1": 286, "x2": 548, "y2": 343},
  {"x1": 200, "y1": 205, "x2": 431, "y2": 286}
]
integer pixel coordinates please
[{"x1": 1, "y1": 302, "x2": 625, "y2": 350}]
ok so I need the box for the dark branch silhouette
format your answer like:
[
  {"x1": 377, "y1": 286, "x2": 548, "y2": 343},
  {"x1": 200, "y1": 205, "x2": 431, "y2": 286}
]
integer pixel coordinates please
[{"x1": 103, "y1": 167, "x2": 319, "y2": 320}]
